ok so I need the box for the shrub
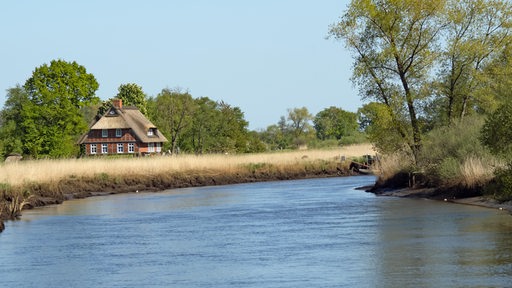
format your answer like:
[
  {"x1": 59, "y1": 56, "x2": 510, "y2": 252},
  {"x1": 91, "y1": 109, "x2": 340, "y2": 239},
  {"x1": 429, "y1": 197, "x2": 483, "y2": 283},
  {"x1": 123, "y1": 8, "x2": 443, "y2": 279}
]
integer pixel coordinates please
[
  {"x1": 484, "y1": 165, "x2": 512, "y2": 202},
  {"x1": 419, "y1": 116, "x2": 497, "y2": 187},
  {"x1": 481, "y1": 101, "x2": 512, "y2": 157}
]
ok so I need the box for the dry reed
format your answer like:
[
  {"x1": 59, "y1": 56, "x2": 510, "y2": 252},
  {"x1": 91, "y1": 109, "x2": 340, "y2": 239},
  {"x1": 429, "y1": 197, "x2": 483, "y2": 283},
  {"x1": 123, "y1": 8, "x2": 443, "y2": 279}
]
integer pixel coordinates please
[
  {"x1": 0, "y1": 144, "x2": 374, "y2": 186},
  {"x1": 373, "y1": 151, "x2": 414, "y2": 181},
  {"x1": 459, "y1": 156, "x2": 502, "y2": 188}
]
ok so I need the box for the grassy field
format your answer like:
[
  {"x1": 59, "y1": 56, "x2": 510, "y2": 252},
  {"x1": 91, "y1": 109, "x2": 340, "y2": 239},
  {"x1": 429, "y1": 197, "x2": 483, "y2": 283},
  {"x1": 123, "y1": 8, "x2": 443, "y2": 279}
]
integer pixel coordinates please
[{"x1": 0, "y1": 144, "x2": 374, "y2": 186}]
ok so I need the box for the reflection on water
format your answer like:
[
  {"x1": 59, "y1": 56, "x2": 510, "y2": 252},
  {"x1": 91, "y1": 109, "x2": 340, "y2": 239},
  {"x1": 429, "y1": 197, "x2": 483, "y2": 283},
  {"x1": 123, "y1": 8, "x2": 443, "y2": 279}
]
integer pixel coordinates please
[
  {"x1": 374, "y1": 199, "x2": 512, "y2": 287},
  {"x1": 1, "y1": 176, "x2": 511, "y2": 288}
]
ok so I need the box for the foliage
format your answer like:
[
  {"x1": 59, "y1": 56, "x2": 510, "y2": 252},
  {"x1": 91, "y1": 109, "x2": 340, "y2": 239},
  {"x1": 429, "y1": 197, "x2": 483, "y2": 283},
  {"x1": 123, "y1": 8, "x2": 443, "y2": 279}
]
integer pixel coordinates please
[
  {"x1": 286, "y1": 107, "x2": 314, "y2": 139},
  {"x1": 258, "y1": 107, "x2": 316, "y2": 150},
  {"x1": 329, "y1": 0, "x2": 445, "y2": 162},
  {"x1": 329, "y1": 0, "x2": 512, "y2": 163},
  {"x1": 147, "y1": 91, "x2": 263, "y2": 154},
  {"x1": 0, "y1": 85, "x2": 27, "y2": 158},
  {"x1": 2, "y1": 60, "x2": 99, "y2": 158},
  {"x1": 313, "y1": 106, "x2": 358, "y2": 141},
  {"x1": 419, "y1": 115, "x2": 494, "y2": 186},
  {"x1": 115, "y1": 83, "x2": 148, "y2": 116},
  {"x1": 435, "y1": 0, "x2": 512, "y2": 124},
  {"x1": 338, "y1": 131, "x2": 368, "y2": 146},
  {"x1": 258, "y1": 124, "x2": 289, "y2": 150},
  {"x1": 148, "y1": 88, "x2": 195, "y2": 154},
  {"x1": 484, "y1": 165, "x2": 512, "y2": 202},
  {"x1": 481, "y1": 101, "x2": 512, "y2": 157},
  {"x1": 358, "y1": 102, "x2": 408, "y2": 155}
]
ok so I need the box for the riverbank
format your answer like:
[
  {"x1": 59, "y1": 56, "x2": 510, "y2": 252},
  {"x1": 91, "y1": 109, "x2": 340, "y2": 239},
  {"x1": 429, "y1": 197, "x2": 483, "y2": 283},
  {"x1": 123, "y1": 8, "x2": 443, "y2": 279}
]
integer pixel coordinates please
[
  {"x1": 1, "y1": 144, "x2": 374, "y2": 233},
  {"x1": 369, "y1": 186, "x2": 512, "y2": 213},
  {"x1": 0, "y1": 166, "x2": 358, "y2": 233}
]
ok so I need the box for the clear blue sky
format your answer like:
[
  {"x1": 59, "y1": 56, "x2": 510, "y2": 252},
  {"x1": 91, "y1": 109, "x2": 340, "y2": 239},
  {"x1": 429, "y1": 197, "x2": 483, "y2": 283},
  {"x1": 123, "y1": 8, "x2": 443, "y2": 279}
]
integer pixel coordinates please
[{"x1": 0, "y1": 0, "x2": 361, "y2": 130}]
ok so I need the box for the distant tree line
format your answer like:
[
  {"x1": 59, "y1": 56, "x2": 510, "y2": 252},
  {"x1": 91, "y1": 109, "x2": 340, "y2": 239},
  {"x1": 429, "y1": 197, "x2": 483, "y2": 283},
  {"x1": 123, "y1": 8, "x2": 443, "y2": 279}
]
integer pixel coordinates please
[{"x1": 0, "y1": 60, "x2": 364, "y2": 160}]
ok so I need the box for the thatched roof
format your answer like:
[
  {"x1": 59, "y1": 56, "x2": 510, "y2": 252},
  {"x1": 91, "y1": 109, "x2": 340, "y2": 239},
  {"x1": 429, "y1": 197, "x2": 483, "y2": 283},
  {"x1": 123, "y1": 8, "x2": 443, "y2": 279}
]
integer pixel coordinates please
[{"x1": 78, "y1": 104, "x2": 168, "y2": 144}]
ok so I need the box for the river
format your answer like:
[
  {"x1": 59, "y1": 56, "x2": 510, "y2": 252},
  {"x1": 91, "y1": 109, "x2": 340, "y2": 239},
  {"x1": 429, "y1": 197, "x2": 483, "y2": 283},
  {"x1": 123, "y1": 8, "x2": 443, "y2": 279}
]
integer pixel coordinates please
[{"x1": 1, "y1": 176, "x2": 511, "y2": 287}]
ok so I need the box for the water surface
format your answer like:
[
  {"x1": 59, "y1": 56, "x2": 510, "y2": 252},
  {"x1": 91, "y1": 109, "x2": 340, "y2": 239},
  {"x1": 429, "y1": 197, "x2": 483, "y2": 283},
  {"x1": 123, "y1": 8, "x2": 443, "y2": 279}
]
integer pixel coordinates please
[{"x1": 1, "y1": 176, "x2": 511, "y2": 287}]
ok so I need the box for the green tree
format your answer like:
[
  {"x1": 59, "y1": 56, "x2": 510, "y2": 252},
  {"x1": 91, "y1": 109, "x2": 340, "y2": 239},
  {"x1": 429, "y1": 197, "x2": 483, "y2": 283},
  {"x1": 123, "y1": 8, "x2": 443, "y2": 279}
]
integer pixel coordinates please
[
  {"x1": 481, "y1": 101, "x2": 512, "y2": 201},
  {"x1": 330, "y1": 0, "x2": 512, "y2": 162},
  {"x1": 314, "y1": 106, "x2": 358, "y2": 141},
  {"x1": 0, "y1": 85, "x2": 28, "y2": 157},
  {"x1": 149, "y1": 88, "x2": 195, "y2": 154},
  {"x1": 358, "y1": 102, "x2": 408, "y2": 154},
  {"x1": 437, "y1": 0, "x2": 512, "y2": 124},
  {"x1": 21, "y1": 60, "x2": 99, "y2": 158},
  {"x1": 287, "y1": 107, "x2": 313, "y2": 138},
  {"x1": 481, "y1": 101, "x2": 512, "y2": 156},
  {"x1": 287, "y1": 107, "x2": 315, "y2": 148},
  {"x1": 330, "y1": 0, "x2": 445, "y2": 162},
  {"x1": 185, "y1": 97, "x2": 217, "y2": 154},
  {"x1": 259, "y1": 124, "x2": 289, "y2": 150},
  {"x1": 115, "y1": 83, "x2": 148, "y2": 115},
  {"x1": 215, "y1": 101, "x2": 250, "y2": 153}
]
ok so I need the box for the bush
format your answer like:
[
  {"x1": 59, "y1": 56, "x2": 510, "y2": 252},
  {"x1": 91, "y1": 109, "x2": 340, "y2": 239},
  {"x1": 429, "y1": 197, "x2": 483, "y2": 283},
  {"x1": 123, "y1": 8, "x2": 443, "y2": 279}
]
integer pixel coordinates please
[
  {"x1": 484, "y1": 165, "x2": 512, "y2": 202},
  {"x1": 481, "y1": 101, "x2": 512, "y2": 157},
  {"x1": 419, "y1": 116, "x2": 497, "y2": 187},
  {"x1": 339, "y1": 132, "x2": 368, "y2": 145}
]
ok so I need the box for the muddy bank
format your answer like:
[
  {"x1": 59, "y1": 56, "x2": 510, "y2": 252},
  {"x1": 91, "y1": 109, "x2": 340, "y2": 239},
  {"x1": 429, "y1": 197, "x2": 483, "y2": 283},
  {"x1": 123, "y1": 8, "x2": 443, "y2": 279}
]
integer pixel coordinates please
[
  {"x1": 369, "y1": 186, "x2": 512, "y2": 213},
  {"x1": 0, "y1": 166, "x2": 358, "y2": 232}
]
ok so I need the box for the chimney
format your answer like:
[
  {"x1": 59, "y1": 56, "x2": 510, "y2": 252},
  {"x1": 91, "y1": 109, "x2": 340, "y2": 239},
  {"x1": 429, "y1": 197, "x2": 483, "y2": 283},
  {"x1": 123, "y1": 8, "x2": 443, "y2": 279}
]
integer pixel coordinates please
[{"x1": 112, "y1": 98, "x2": 123, "y2": 109}]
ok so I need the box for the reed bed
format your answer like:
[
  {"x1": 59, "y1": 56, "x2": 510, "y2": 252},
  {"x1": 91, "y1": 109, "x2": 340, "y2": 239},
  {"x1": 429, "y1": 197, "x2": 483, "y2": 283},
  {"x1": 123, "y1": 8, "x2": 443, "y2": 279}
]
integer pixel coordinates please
[
  {"x1": 0, "y1": 144, "x2": 374, "y2": 186},
  {"x1": 458, "y1": 156, "x2": 501, "y2": 188}
]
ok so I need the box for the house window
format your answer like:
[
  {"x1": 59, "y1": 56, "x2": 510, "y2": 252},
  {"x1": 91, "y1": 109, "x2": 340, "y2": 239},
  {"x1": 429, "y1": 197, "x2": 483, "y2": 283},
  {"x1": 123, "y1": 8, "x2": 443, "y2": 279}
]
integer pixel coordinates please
[
  {"x1": 102, "y1": 129, "x2": 108, "y2": 138},
  {"x1": 117, "y1": 143, "x2": 124, "y2": 153},
  {"x1": 156, "y1": 142, "x2": 161, "y2": 153},
  {"x1": 90, "y1": 144, "x2": 97, "y2": 154},
  {"x1": 128, "y1": 143, "x2": 135, "y2": 153},
  {"x1": 116, "y1": 129, "x2": 122, "y2": 137},
  {"x1": 147, "y1": 129, "x2": 154, "y2": 136},
  {"x1": 102, "y1": 144, "x2": 108, "y2": 154},
  {"x1": 148, "y1": 143, "x2": 155, "y2": 152}
]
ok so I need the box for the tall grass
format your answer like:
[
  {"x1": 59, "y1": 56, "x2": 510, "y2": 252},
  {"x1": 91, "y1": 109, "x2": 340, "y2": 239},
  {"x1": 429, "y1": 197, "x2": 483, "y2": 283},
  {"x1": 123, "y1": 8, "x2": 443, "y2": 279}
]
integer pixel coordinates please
[
  {"x1": 0, "y1": 144, "x2": 374, "y2": 187},
  {"x1": 419, "y1": 116, "x2": 501, "y2": 188},
  {"x1": 374, "y1": 117, "x2": 503, "y2": 191},
  {"x1": 373, "y1": 151, "x2": 414, "y2": 182}
]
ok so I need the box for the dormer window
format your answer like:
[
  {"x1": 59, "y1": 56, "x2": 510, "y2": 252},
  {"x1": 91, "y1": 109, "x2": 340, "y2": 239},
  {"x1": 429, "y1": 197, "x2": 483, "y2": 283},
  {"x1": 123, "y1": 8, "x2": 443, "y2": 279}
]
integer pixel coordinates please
[{"x1": 147, "y1": 128, "x2": 154, "y2": 136}]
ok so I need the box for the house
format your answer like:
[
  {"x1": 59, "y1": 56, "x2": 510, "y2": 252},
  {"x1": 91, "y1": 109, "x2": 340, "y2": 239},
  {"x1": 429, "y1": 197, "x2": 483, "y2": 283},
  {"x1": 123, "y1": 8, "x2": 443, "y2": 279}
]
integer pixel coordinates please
[{"x1": 78, "y1": 99, "x2": 167, "y2": 156}]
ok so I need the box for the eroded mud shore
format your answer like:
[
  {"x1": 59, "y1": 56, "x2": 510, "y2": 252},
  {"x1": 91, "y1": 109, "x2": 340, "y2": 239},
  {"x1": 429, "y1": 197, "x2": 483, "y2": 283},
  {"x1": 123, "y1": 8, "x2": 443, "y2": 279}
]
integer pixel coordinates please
[{"x1": 368, "y1": 186, "x2": 512, "y2": 214}]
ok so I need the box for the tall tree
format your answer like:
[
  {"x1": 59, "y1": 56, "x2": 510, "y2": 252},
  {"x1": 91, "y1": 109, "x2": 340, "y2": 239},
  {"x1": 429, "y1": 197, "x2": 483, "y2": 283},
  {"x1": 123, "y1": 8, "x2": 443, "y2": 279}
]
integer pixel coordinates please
[
  {"x1": 314, "y1": 106, "x2": 358, "y2": 141},
  {"x1": 330, "y1": 0, "x2": 445, "y2": 162},
  {"x1": 358, "y1": 102, "x2": 409, "y2": 154},
  {"x1": 214, "y1": 101, "x2": 250, "y2": 153},
  {"x1": 0, "y1": 85, "x2": 29, "y2": 157},
  {"x1": 187, "y1": 97, "x2": 217, "y2": 154},
  {"x1": 438, "y1": 0, "x2": 512, "y2": 124},
  {"x1": 150, "y1": 88, "x2": 195, "y2": 154},
  {"x1": 115, "y1": 83, "x2": 148, "y2": 116},
  {"x1": 287, "y1": 107, "x2": 314, "y2": 138},
  {"x1": 22, "y1": 60, "x2": 99, "y2": 158}
]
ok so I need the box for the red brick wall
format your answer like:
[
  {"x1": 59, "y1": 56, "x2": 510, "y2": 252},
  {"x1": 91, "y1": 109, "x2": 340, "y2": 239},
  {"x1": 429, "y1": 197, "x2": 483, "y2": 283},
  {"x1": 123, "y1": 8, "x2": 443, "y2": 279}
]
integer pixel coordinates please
[{"x1": 85, "y1": 129, "x2": 136, "y2": 143}]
